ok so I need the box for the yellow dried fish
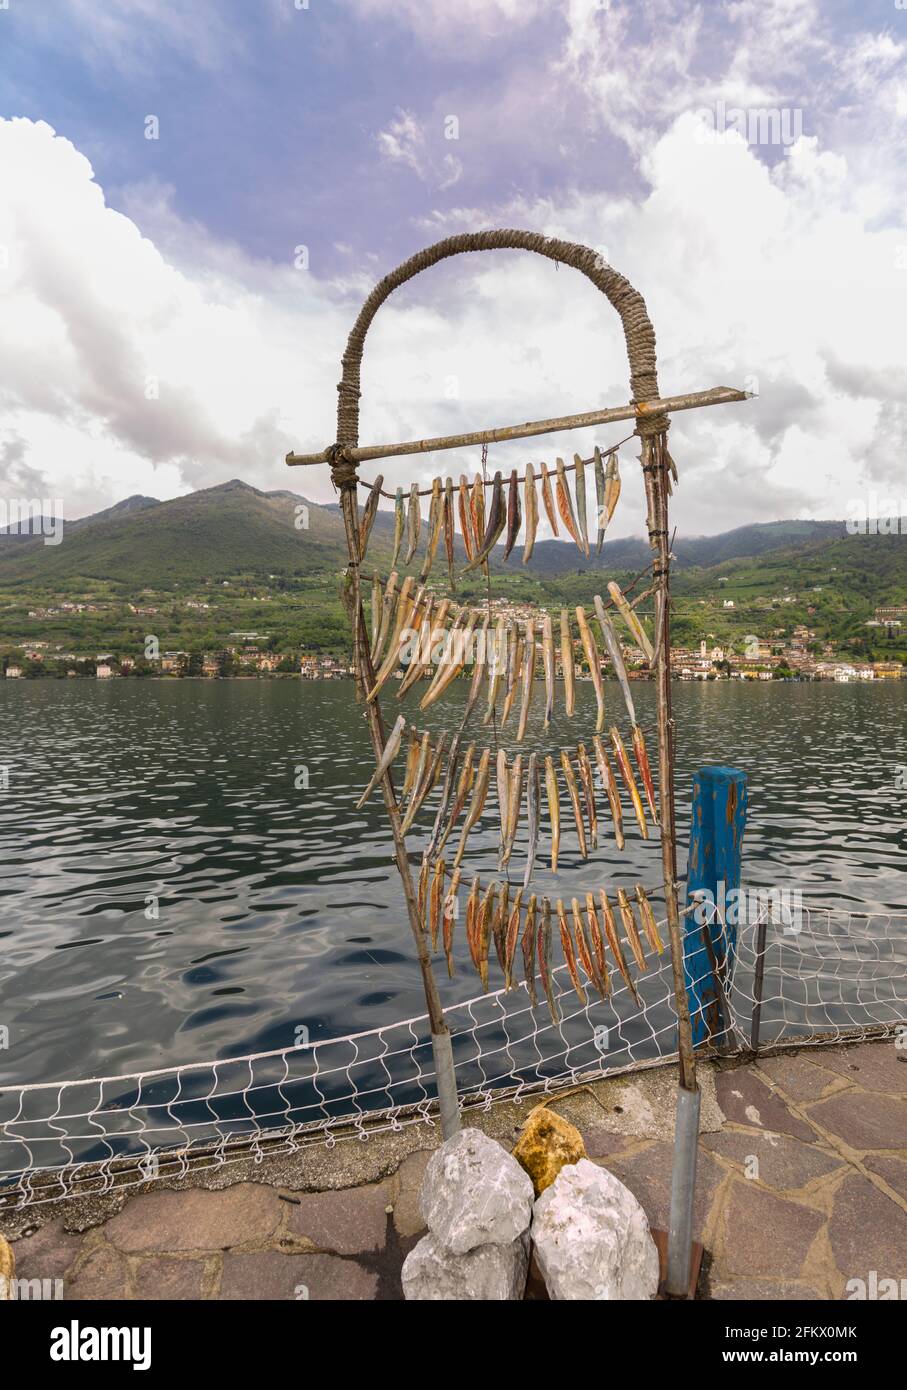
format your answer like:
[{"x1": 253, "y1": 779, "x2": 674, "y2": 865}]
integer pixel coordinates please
[
  {"x1": 500, "y1": 633, "x2": 523, "y2": 728},
  {"x1": 560, "y1": 608, "x2": 575, "y2": 718},
  {"x1": 373, "y1": 569, "x2": 399, "y2": 665},
  {"x1": 462, "y1": 611, "x2": 490, "y2": 724},
  {"x1": 558, "y1": 898, "x2": 587, "y2": 1004},
  {"x1": 635, "y1": 884, "x2": 665, "y2": 955},
  {"x1": 542, "y1": 611, "x2": 555, "y2": 728},
  {"x1": 404, "y1": 482, "x2": 421, "y2": 564},
  {"x1": 458, "y1": 475, "x2": 474, "y2": 562},
  {"x1": 420, "y1": 609, "x2": 478, "y2": 710},
  {"x1": 592, "y1": 733, "x2": 625, "y2": 851},
  {"x1": 391, "y1": 486, "x2": 405, "y2": 570},
  {"x1": 483, "y1": 617, "x2": 507, "y2": 725},
  {"x1": 575, "y1": 605, "x2": 605, "y2": 733},
  {"x1": 359, "y1": 474, "x2": 384, "y2": 558},
  {"x1": 429, "y1": 858, "x2": 446, "y2": 952},
  {"x1": 443, "y1": 865, "x2": 461, "y2": 976},
  {"x1": 617, "y1": 886, "x2": 648, "y2": 972},
  {"x1": 453, "y1": 746, "x2": 491, "y2": 868},
  {"x1": 355, "y1": 713, "x2": 406, "y2": 809},
  {"x1": 607, "y1": 580, "x2": 654, "y2": 665},
  {"x1": 419, "y1": 477, "x2": 443, "y2": 582},
  {"x1": 496, "y1": 748, "x2": 510, "y2": 846},
  {"x1": 603, "y1": 450, "x2": 621, "y2": 529},
  {"x1": 523, "y1": 462, "x2": 539, "y2": 563},
  {"x1": 502, "y1": 753, "x2": 523, "y2": 867},
  {"x1": 436, "y1": 741, "x2": 475, "y2": 853},
  {"x1": 521, "y1": 894, "x2": 538, "y2": 1006},
  {"x1": 544, "y1": 754, "x2": 561, "y2": 872},
  {"x1": 560, "y1": 748, "x2": 587, "y2": 859},
  {"x1": 540, "y1": 461, "x2": 559, "y2": 536},
  {"x1": 610, "y1": 725, "x2": 648, "y2": 839},
  {"x1": 573, "y1": 453, "x2": 590, "y2": 557},
  {"x1": 516, "y1": 619, "x2": 535, "y2": 743},
  {"x1": 599, "y1": 889, "x2": 640, "y2": 1003},
  {"x1": 576, "y1": 741, "x2": 598, "y2": 849},
  {"x1": 585, "y1": 892, "x2": 611, "y2": 998},
  {"x1": 367, "y1": 576, "x2": 418, "y2": 701}
]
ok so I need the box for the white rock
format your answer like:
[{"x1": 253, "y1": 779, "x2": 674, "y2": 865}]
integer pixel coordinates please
[
  {"x1": 402, "y1": 1230, "x2": 529, "y2": 1301},
  {"x1": 532, "y1": 1159, "x2": 659, "y2": 1300},
  {"x1": 420, "y1": 1128, "x2": 534, "y2": 1255}
]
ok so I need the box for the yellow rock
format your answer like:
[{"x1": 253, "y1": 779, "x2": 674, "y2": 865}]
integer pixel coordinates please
[
  {"x1": 0, "y1": 1235, "x2": 14, "y2": 1300},
  {"x1": 512, "y1": 1106, "x2": 587, "y2": 1196}
]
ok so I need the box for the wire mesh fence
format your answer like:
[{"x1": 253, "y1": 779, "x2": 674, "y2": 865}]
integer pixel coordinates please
[{"x1": 1, "y1": 898, "x2": 904, "y2": 1212}]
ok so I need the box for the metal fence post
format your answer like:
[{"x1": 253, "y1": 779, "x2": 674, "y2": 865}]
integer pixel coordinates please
[
  {"x1": 749, "y1": 907, "x2": 770, "y2": 1054},
  {"x1": 684, "y1": 766, "x2": 748, "y2": 1046}
]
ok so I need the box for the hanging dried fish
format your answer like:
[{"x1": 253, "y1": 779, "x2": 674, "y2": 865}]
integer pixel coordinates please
[
  {"x1": 391, "y1": 486, "x2": 405, "y2": 570},
  {"x1": 401, "y1": 729, "x2": 443, "y2": 833},
  {"x1": 478, "y1": 880, "x2": 497, "y2": 990},
  {"x1": 586, "y1": 893, "x2": 611, "y2": 998},
  {"x1": 462, "y1": 611, "x2": 490, "y2": 724},
  {"x1": 463, "y1": 470, "x2": 504, "y2": 572},
  {"x1": 458, "y1": 475, "x2": 474, "y2": 563},
  {"x1": 617, "y1": 886, "x2": 648, "y2": 972},
  {"x1": 609, "y1": 725, "x2": 648, "y2": 838},
  {"x1": 370, "y1": 571, "x2": 381, "y2": 649},
  {"x1": 483, "y1": 617, "x2": 507, "y2": 725},
  {"x1": 470, "y1": 472, "x2": 486, "y2": 569},
  {"x1": 359, "y1": 474, "x2": 384, "y2": 558},
  {"x1": 540, "y1": 461, "x2": 559, "y2": 536},
  {"x1": 594, "y1": 446, "x2": 606, "y2": 554},
  {"x1": 453, "y1": 746, "x2": 491, "y2": 867},
  {"x1": 607, "y1": 580, "x2": 654, "y2": 665},
  {"x1": 572, "y1": 897, "x2": 605, "y2": 998},
  {"x1": 592, "y1": 733, "x2": 625, "y2": 851},
  {"x1": 420, "y1": 609, "x2": 478, "y2": 710},
  {"x1": 465, "y1": 874, "x2": 480, "y2": 971},
  {"x1": 418, "y1": 852, "x2": 430, "y2": 927},
  {"x1": 493, "y1": 882, "x2": 509, "y2": 974},
  {"x1": 538, "y1": 898, "x2": 559, "y2": 1023},
  {"x1": 516, "y1": 619, "x2": 535, "y2": 743},
  {"x1": 541, "y1": 612, "x2": 555, "y2": 728},
  {"x1": 355, "y1": 714, "x2": 406, "y2": 809},
  {"x1": 429, "y1": 858, "x2": 446, "y2": 952},
  {"x1": 367, "y1": 576, "x2": 418, "y2": 700},
  {"x1": 575, "y1": 605, "x2": 605, "y2": 733},
  {"x1": 632, "y1": 726, "x2": 658, "y2": 823},
  {"x1": 576, "y1": 742, "x2": 598, "y2": 849},
  {"x1": 426, "y1": 732, "x2": 462, "y2": 860},
  {"x1": 599, "y1": 889, "x2": 640, "y2": 1003},
  {"x1": 523, "y1": 462, "x2": 538, "y2": 563},
  {"x1": 522, "y1": 894, "x2": 538, "y2": 1006},
  {"x1": 373, "y1": 570, "x2": 399, "y2": 664},
  {"x1": 437, "y1": 741, "x2": 475, "y2": 854},
  {"x1": 502, "y1": 753, "x2": 523, "y2": 867},
  {"x1": 401, "y1": 726, "x2": 420, "y2": 800},
  {"x1": 557, "y1": 898, "x2": 587, "y2": 1004},
  {"x1": 593, "y1": 594, "x2": 636, "y2": 723},
  {"x1": 397, "y1": 597, "x2": 447, "y2": 698},
  {"x1": 504, "y1": 887, "x2": 523, "y2": 989},
  {"x1": 443, "y1": 477, "x2": 456, "y2": 590},
  {"x1": 495, "y1": 748, "x2": 510, "y2": 847},
  {"x1": 560, "y1": 609, "x2": 575, "y2": 718},
  {"x1": 555, "y1": 456, "x2": 582, "y2": 549},
  {"x1": 503, "y1": 468, "x2": 522, "y2": 561},
  {"x1": 500, "y1": 627, "x2": 522, "y2": 727},
  {"x1": 544, "y1": 754, "x2": 561, "y2": 872},
  {"x1": 573, "y1": 453, "x2": 590, "y2": 557},
  {"x1": 523, "y1": 751, "x2": 540, "y2": 892},
  {"x1": 405, "y1": 482, "x2": 421, "y2": 564},
  {"x1": 419, "y1": 477, "x2": 444, "y2": 582},
  {"x1": 560, "y1": 748, "x2": 587, "y2": 859},
  {"x1": 443, "y1": 866, "x2": 461, "y2": 976},
  {"x1": 603, "y1": 451, "x2": 621, "y2": 530},
  {"x1": 635, "y1": 884, "x2": 665, "y2": 956}
]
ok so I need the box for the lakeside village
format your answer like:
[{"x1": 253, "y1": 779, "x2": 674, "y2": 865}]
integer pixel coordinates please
[{"x1": 2, "y1": 599, "x2": 904, "y2": 684}]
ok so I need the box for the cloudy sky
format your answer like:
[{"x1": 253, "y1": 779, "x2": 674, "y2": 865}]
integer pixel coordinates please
[{"x1": 0, "y1": 0, "x2": 905, "y2": 538}]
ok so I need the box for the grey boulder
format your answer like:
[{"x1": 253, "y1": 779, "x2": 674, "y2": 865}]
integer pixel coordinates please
[
  {"x1": 532, "y1": 1159, "x2": 659, "y2": 1300},
  {"x1": 402, "y1": 1230, "x2": 529, "y2": 1301},
  {"x1": 420, "y1": 1128, "x2": 534, "y2": 1255}
]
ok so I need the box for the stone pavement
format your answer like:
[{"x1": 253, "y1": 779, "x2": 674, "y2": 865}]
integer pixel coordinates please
[{"x1": 4, "y1": 1038, "x2": 906, "y2": 1300}]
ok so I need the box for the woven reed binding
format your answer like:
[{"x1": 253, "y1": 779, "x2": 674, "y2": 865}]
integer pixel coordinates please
[{"x1": 334, "y1": 230, "x2": 664, "y2": 452}]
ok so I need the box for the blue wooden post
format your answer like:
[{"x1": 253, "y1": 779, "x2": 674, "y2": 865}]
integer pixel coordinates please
[{"x1": 684, "y1": 766, "x2": 748, "y2": 1046}]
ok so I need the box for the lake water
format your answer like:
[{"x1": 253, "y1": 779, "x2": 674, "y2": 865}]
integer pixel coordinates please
[{"x1": 0, "y1": 679, "x2": 904, "y2": 1087}]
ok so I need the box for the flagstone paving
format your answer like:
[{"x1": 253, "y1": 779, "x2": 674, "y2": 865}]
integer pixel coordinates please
[{"x1": 4, "y1": 1038, "x2": 906, "y2": 1301}]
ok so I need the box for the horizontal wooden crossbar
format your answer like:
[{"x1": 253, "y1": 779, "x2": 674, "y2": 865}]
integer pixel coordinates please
[{"x1": 285, "y1": 386, "x2": 750, "y2": 468}]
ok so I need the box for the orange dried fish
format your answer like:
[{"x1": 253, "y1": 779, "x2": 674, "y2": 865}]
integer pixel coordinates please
[
  {"x1": 560, "y1": 748, "x2": 587, "y2": 859},
  {"x1": 617, "y1": 886, "x2": 648, "y2": 972},
  {"x1": 609, "y1": 725, "x2": 648, "y2": 838},
  {"x1": 600, "y1": 889, "x2": 641, "y2": 1003},
  {"x1": 558, "y1": 898, "x2": 587, "y2": 1004}
]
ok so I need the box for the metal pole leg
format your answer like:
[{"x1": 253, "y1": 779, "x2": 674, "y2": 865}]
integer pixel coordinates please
[
  {"x1": 431, "y1": 1031, "x2": 461, "y2": 1140},
  {"x1": 666, "y1": 1084, "x2": 701, "y2": 1296}
]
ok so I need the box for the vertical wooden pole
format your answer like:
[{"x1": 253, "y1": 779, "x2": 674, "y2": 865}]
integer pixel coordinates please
[
  {"x1": 684, "y1": 766, "x2": 748, "y2": 1046},
  {"x1": 335, "y1": 475, "x2": 460, "y2": 1137}
]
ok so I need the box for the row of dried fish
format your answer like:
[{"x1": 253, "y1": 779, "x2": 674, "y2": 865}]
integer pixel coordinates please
[
  {"x1": 367, "y1": 584, "x2": 655, "y2": 732},
  {"x1": 358, "y1": 447, "x2": 621, "y2": 578},
  {"x1": 419, "y1": 862, "x2": 664, "y2": 1017},
  {"x1": 358, "y1": 720, "x2": 657, "y2": 872}
]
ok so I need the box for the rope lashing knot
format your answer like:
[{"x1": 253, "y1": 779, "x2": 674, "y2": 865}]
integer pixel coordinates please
[
  {"x1": 327, "y1": 442, "x2": 358, "y2": 490},
  {"x1": 634, "y1": 410, "x2": 670, "y2": 440}
]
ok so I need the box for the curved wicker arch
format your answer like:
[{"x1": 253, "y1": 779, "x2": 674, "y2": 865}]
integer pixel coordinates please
[{"x1": 335, "y1": 229, "x2": 661, "y2": 449}]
